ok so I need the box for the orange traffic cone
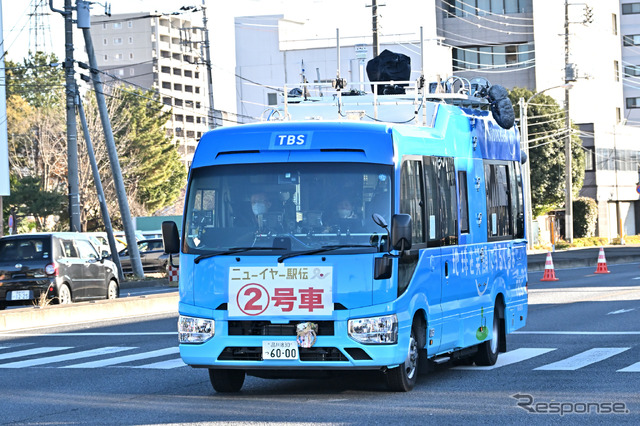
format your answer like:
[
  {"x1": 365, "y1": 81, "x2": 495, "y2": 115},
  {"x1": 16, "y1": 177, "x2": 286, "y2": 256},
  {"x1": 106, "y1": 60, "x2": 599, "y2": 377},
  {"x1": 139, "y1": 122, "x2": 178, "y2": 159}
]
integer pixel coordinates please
[
  {"x1": 595, "y1": 247, "x2": 610, "y2": 274},
  {"x1": 540, "y1": 252, "x2": 559, "y2": 281}
]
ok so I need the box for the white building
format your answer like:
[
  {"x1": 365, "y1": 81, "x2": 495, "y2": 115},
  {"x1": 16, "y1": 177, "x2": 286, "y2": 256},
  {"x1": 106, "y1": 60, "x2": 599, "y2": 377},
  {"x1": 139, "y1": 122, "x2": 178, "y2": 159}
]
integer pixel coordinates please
[
  {"x1": 90, "y1": 12, "x2": 211, "y2": 167},
  {"x1": 234, "y1": 1, "x2": 640, "y2": 239}
]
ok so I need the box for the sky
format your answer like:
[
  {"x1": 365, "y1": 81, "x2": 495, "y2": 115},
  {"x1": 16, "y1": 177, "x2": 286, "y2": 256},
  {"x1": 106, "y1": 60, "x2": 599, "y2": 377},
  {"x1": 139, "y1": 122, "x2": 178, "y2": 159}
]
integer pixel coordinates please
[{"x1": 1, "y1": 0, "x2": 428, "y2": 113}]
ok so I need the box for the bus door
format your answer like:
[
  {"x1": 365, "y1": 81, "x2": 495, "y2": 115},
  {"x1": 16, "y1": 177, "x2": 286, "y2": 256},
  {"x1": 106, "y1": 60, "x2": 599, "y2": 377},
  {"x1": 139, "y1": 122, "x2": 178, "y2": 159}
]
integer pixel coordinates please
[{"x1": 399, "y1": 158, "x2": 443, "y2": 354}]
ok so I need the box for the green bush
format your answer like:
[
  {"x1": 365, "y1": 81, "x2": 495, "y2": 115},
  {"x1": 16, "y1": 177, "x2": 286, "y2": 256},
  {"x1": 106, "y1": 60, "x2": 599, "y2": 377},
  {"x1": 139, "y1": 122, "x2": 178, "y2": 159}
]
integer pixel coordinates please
[{"x1": 573, "y1": 197, "x2": 598, "y2": 238}]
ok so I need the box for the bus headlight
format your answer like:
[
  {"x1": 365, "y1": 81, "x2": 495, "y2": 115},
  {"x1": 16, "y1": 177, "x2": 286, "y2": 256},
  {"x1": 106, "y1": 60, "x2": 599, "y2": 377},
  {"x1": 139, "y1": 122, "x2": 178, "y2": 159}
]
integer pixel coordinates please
[
  {"x1": 178, "y1": 315, "x2": 215, "y2": 344},
  {"x1": 348, "y1": 314, "x2": 397, "y2": 344}
]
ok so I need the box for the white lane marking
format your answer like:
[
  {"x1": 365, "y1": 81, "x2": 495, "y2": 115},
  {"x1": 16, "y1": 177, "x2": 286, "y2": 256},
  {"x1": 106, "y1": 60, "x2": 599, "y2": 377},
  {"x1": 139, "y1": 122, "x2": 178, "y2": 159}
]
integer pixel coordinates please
[
  {"x1": 0, "y1": 347, "x2": 136, "y2": 368},
  {"x1": 534, "y1": 348, "x2": 630, "y2": 371},
  {"x1": 453, "y1": 348, "x2": 556, "y2": 370},
  {"x1": 607, "y1": 308, "x2": 635, "y2": 315},
  {"x1": 0, "y1": 347, "x2": 72, "y2": 361},
  {"x1": 618, "y1": 362, "x2": 640, "y2": 373},
  {"x1": 62, "y1": 347, "x2": 179, "y2": 368},
  {"x1": 131, "y1": 358, "x2": 186, "y2": 369},
  {"x1": 514, "y1": 331, "x2": 640, "y2": 335},
  {"x1": 0, "y1": 332, "x2": 177, "y2": 337}
]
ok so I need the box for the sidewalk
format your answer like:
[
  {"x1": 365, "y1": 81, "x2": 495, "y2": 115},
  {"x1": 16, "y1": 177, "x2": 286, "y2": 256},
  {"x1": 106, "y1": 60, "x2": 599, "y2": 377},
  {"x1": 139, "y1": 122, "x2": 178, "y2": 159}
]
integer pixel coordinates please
[{"x1": 527, "y1": 245, "x2": 640, "y2": 272}]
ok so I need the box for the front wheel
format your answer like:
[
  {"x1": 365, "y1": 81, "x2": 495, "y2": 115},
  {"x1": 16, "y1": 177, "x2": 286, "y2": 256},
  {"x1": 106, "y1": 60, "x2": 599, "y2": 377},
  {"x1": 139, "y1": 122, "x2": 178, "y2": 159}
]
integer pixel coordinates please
[
  {"x1": 209, "y1": 369, "x2": 245, "y2": 393},
  {"x1": 386, "y1": 324, "x2": 419, "y2": 392},
  {"x1": 474, "y1": 306, "x2": 500, "y2": 366},
  {"x1": 107, "y1": 279, "x2": 119, "y2": 300}
]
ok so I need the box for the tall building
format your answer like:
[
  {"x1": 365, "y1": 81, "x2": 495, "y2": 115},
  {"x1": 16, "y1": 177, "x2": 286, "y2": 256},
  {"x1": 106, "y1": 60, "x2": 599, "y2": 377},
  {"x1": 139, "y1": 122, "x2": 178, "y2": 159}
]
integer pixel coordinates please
[
  {"x1": 90, "y1": 12, "x2": 211, "y2": 167},
  {"x1": 622, "y1": 1, "x2": 640, "y2": 123}
]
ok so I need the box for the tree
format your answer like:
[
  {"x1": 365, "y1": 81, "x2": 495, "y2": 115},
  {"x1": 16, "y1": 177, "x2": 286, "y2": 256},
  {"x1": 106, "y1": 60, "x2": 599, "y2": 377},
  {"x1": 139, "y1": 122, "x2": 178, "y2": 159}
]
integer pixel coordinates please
[
  {"x1": 5, "y1": 175, "x2": 67, "y2": 232},
  {"x1": 5, "y1": 52, "x2": 65, "y2": 109},
  {"x1": 509, "y1": 87, "x2": 585, "y2": 217}
]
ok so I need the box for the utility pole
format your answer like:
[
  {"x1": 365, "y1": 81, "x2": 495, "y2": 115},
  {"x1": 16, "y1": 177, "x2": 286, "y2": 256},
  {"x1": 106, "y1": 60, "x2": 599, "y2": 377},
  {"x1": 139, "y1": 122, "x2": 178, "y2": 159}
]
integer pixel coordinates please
[
  {"x1": 0, "y1": 2, "x2": 9, "y2": 237},
  {"x1": 50, "y1": 0, "x2": 82, "y2": 232},
  {"x1": 201, "y1": 0, "x2": 216, "y2": 129},
  {"x1": 77, "y1": 1, "x2": 145, "y2": 279},
  {"x1": 564, "y1": 0, "x2": 573, "y2": 243},
  {"x1": 366, "y1": 0, "x2": 384, "y2": 57}
]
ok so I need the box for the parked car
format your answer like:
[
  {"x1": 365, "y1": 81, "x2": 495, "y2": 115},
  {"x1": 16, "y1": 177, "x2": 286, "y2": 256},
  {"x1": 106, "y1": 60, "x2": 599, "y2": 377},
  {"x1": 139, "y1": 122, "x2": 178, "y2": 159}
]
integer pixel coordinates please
[
  {"x1": 0, "y1": 232, "x2": 119, "y2": 309},
  {"x1": 118, "y1": 238, "x2": 168, "y2": 275},
  {"x1": 85, "y1": 232, "x2": 126, "y2": 256}
]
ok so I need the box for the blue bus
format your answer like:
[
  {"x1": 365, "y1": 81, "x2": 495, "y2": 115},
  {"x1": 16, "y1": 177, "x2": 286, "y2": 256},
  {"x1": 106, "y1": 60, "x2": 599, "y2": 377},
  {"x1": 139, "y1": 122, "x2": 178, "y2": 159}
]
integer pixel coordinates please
[{"x1": 163, "y1": 81, "x2": 528, "y2": 392}]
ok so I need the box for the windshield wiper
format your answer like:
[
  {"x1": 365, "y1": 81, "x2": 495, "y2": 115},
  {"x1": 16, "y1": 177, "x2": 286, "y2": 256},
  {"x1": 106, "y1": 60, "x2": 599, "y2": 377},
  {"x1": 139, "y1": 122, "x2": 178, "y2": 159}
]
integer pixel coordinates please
[
  {"x1": 277, "y1": 244, "x2": 374, "y2": 263},
  {"x1": 195, "y1": 247, "x2": 286, "y2": 264}
]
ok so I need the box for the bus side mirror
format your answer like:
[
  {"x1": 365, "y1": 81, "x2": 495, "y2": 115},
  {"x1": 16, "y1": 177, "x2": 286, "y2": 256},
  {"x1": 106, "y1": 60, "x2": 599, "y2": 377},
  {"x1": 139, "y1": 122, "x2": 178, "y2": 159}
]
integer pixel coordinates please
[
  {"x1": 162, "y1": 221, "x2": 180, "y2": 254},
  {"x1": 391, "y1": 214, "x2": 412, "y2": 252}
]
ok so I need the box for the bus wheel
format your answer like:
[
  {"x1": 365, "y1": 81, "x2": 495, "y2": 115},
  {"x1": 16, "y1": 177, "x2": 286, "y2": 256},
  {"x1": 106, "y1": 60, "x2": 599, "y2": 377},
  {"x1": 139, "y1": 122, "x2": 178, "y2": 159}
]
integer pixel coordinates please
[
  {"x1": 208, "y1": 369, "x2": 245, "y2": 393},
  {"x1": 474, "y1": 306, "x2": 500, "y2": 366},
  {"x1": 386, "y1": 323, "x2": 419, "y2": 392}
]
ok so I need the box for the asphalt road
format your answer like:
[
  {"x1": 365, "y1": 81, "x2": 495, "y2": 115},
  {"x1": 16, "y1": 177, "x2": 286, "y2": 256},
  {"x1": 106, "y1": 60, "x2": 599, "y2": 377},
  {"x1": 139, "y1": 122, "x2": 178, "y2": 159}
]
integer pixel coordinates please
[{"x1": 1, "y1": 263, "x2": 639, "y2": 424}]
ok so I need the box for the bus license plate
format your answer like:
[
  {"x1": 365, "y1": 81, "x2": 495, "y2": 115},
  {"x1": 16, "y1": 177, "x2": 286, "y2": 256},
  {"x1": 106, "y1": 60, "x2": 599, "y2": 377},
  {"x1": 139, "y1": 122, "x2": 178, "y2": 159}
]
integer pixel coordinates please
[
  {"x1": 10, "y1": 290, "x2": 31, "y2": 301},
  {"x1": 262, "y1": 341, "x2": 298, "y2": 360}
]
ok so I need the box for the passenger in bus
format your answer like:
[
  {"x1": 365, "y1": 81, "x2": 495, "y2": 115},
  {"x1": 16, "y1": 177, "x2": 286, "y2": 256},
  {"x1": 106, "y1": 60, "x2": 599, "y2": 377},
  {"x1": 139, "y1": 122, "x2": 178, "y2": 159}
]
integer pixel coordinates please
[
  {"x1": 278, "y1": 187, "x2": 297, "y2": 232},
  {"x1": 326, "y1": 197, "x2": 362, "y2": 232}
]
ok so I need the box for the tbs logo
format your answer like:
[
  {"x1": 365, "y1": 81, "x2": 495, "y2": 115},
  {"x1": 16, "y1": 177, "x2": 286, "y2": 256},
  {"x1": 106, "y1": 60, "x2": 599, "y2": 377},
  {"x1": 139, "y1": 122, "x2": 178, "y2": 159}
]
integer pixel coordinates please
[{"x1": 275, "y1": 134, "x2": 307, "y2": 146}]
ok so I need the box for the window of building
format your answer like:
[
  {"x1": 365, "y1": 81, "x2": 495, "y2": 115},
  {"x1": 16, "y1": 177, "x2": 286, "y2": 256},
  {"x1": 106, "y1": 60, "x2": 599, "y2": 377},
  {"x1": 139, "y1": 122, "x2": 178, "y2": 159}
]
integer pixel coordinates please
[
  {"x1": 626, "y1": 97, "x2": 640, "y2": 108},
  {"x1": 185, "y1": 85, "x2": 193, "y2": 93},
  {"x1": 195, "y1": 87, "x2": 200, "y2": 94},
  {"x1": 185, "y1": 100, "x2": 194, "y2": 108},
  {"x1": 184, "y1": 70, "x2": 193, "y2": 78},
  {"x1": 128, "y1": 20, "x2": 133, "y2": 28},
  {"x1": 166, "y1": 128, "x2": 173, "y2": 138},
  {"x1": 623, "y1": 34, "x2": 640, "y2": 46},
  {"x1": 117, "y1": 69, "x2": 124, "y2": 76},
  {"x1": 102, "y1": 23, "x2": 106, "y2": 29},
  {"x1": 624, "y1": 65, "x2": 640, "y2": 77},
  {"x1": 617, "y1": 107, "x2": 622, "y2": 124},
  {"x1": 129, "y1": 53, "x2": 134, "y2": 60},
  {"x1": 129, "y1": 68, "x2": 135, "y2": 76},
  {"x1": 174, "y1": 83, "x2": 182, "y2": 91},
  {"x1": 195, "y1": 72, "x2": 200, "y2": 79},
  {"x1": 162, "y1": 81, "x2": 171, "y2": 89},
  {"x1": 615, "y1": 60, "x2": 620, "y2": 82},
  {"x1": 453, "y1": 43, "x2": 532, "y2": 71},
  {"x1": 162, "y1": 97, "x2": 172, "y2": 106},
  {"x1": 104, "y1": 55, "x2": 108, "y2": 61},
  {"x1": 443, "y1": 0, "x2": 532, "y2": 18},
  {"x1": 187, "y1": 130, "x2": 195, "y2": 138},
  {"x1": 103, "y1": 38, "x2": 107, "y2": 45},
  {"x1": 197, "y1": 132, "x2": 202, "y2": 139},
  {"x1": 268, "y1": 93, "x2": 278, "y2": 106},
  {"x1": 622, "y1": 3, "x2": 640, "y2": 14},
  {"x1": 584, "y1": 148, "x2": 594, "y2": 171},
  {"x1": 183, "y1": 55, "x2": 192, "y2": 62},
  {"x1": 196, "y1": 116, "x2": 201, "y2": 123},
  {"x1": 161, "y1": 66, "x2": 170, "y2": 74},
  {"x1": 114, "y1": 53, "x2": 123, "y2": 60},
  {"x1": 113, "y1": 22, "x2": 122, "y2": 29},
  {"x1": 172, "y1": 53, "x2": 181, "y2": 60},
  {"x1": 612, "y1": 13, "x2": 618, "y2": 35},
  {"x1": 175, "y1": 114, "x2": 184, "y2": 122},
  {"x1": 186, "y1": 115, "x2": 194, "y2": 123},
  {"x1": 196, "y1": 101, "x2": 201, "y2": 109},
  {"x1": 128, "y1": 37, "x2": 133, "y2": 44},
  {"x1": 113, "y1": 37, "x2": 123, "y2": 45},
  {"x1": 160, "y1": 50, "x2": 170, "y2": 58},
  {"x1": 173, "y1": 68, "x2": 182, "y2": 76},
  {"x1": 175, "y1": 99, "x2": 183, "y2": 107}
]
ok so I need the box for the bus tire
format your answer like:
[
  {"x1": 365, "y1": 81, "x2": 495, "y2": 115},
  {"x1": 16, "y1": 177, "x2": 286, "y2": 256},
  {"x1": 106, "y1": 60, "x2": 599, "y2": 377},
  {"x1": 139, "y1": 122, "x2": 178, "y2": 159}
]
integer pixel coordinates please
[
  {"x1": 386, "y1": 323, "x2": 419, "y2": 392},
  {"x1": 474, "y1": 305, "x2": 500, "y2": 366},
  {"x1": 208, "y1": 369, "x2": 245, "y2": 393}
]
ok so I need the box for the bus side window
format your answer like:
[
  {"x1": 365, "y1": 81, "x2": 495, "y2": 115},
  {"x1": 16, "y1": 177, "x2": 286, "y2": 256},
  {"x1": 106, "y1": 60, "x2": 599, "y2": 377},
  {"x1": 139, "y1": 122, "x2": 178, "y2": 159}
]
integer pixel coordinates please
[
  {"x1": 485, "y1": 162, "x2": 511, "y2": 238},
  {"x1": 400, "y1": 159, "x2": 425, "y2": 245},
  {"x1": 511, "y1": 162, "x2": 525, "y2": 238},
  {"x1": 423, "y1": 156, "x2": 439, "y2": 246},
  {"x1": 458, "y1": 170, "x2": 469, "y2": 234},
  {"x1": 438, "y1": 157, "x2": 458, "y2": 245}
]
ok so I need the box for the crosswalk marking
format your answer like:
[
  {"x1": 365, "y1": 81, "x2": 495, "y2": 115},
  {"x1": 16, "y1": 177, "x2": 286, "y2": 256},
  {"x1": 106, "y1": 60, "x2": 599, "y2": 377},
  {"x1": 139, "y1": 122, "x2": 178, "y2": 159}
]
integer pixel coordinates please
[
  {"x1": 132, "y1": 358, "x2": 187, "y2": 369},
  {"x1": 0, "y1": 347, "x2": 136, "y2": 368},
  {"x1": 618, "y1": 362, "x2": 640, "y2": 373},
  {"x1": 0, "y1": 347, "x2": 72, "y2": 361},
  {"x1": 62, "y1": 347, "x2": 180, "y2": 368},
  {"x1": 453, "y1": 348, "x2": 557, "y2": 370},
  {"x1": 534, "y1": 348, "x2": 630, "y2": 371}
]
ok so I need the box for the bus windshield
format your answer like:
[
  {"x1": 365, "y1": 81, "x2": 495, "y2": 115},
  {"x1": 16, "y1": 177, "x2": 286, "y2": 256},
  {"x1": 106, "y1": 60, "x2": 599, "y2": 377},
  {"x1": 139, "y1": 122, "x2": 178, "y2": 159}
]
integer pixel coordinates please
[{"x1": 184, "y1": 162, "x2": 392, "y2": 254}]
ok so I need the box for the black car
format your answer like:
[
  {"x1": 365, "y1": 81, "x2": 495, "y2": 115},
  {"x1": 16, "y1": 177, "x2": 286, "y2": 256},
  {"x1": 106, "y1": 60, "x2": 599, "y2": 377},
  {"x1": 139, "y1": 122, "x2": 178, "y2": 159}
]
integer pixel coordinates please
[
  {"x1": 118, "y1": 239, "x2": 169, "y2": 275},
  {"x1": 0, "y1": 233, "x2": 119, "y2": 309}
]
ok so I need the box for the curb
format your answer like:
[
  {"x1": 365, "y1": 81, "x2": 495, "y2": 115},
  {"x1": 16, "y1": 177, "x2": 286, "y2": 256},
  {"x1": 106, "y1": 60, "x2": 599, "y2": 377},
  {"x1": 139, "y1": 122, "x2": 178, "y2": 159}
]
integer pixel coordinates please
[{"x1": 0, "y1": 292, "x2": 178, "y2": 333}]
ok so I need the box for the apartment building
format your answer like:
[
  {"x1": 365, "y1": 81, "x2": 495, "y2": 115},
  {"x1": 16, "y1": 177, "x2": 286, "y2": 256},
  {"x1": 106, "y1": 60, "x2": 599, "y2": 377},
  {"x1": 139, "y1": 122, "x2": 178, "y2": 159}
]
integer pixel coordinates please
[{"x1": 90, "y1": 12, "x2": 210, "y2": 167}]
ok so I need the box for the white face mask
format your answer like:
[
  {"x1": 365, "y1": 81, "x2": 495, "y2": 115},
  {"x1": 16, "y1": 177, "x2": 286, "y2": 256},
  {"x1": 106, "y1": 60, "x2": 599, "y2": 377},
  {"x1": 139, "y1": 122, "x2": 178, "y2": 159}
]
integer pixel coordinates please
[
  {"x1": 337, "y1": 209, "x2": 352, "y2": 219},
  {"x1": 252, "y1": 203, "x2": 267, "y2": 215}
]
